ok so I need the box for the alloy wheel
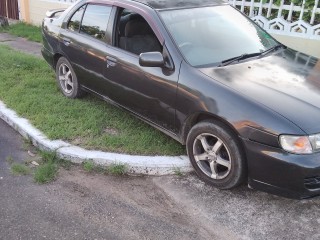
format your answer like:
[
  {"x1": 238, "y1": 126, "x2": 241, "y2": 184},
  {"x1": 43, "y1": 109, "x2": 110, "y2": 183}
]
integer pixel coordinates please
[
  {"x1": 192, "y1": 133, "x2": 232, "y2": 180},
  {"x1": 58, "y1": 63, "x2": 74, "y2": 94}
]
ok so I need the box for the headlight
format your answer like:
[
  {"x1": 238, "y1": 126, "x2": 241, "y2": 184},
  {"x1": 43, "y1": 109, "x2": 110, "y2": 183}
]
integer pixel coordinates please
[
  {"x1": 279, "y1": 134, "x2": 320, "y2": 154},
  {"x1": 279, "y1": 135, "x2": 312, "y2": 154},
  {"x1": 309, "y1": 134, "x2": 320, "y2": 151}
]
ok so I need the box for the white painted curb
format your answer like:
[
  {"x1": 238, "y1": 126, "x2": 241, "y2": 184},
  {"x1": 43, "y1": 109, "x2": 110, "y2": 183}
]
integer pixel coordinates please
[{"x1": 0, "y1": 100, "x2": 192, "y2": 175}]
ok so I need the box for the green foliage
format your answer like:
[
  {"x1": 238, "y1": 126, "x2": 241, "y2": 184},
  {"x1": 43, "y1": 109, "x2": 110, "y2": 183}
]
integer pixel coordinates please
[
  {"x1": 33, "y1": 151, "x2": 59, "y2": 184},
  {"x1": 252, "y1": 0, "x2": 320, "y2": 24},
  {"x1": 22, "y1": 137, "x2": 33, "y2": 151},
  {"x1": 173, "y1": 167, "x2": 183, "y2": 177},
  {"x1": 34, "y1": 161, "x2": 58, "y2": 184},
  {"x1": 40, "y1": 151, "x2": 58, "y2": 163},
  {"x1": 6, "y1": 156, "x2": 14, "y2": 164},
  {"x1": 0, "y1": 22, "x2": 42, "y2": 42},
  {"x1": 107, "y1": 163, "x2": 127, "y2": 175},
  {"x1": 83, "y1": 161, "x2": 95, "y2": 172},
  {"x1": 11, "y1": 163, "x2": 31, "y2": 176},
  {"x1": 94, "y1": 166, "x2": 106, "y2": 174},
  {"x1": 57, "y1": 159, "x2": 73, "y2": 170}
]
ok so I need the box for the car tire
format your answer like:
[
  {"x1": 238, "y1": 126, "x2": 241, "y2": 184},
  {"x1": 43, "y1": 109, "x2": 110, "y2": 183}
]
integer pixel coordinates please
[
  {"x1": 186, "y1": 121, "x2": 246, "y2": 189},
  {"x1": 55, "y1": 57, "x2": 84, "y2": 98}
]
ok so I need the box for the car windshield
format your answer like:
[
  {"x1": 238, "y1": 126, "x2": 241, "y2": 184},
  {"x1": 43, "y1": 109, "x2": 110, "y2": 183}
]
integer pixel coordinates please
[{"x1": 160, "y1": 5, "x2": 278, "y2": 67}]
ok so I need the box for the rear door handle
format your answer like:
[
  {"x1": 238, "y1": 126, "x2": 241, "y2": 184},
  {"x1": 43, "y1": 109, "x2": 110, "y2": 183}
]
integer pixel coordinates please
[
  {"x1": 62, "y1": 37, "x2": 71, "y2": 46},
  {"x1": 106, "y1": 56, "x2": 117, "y2": 68}
]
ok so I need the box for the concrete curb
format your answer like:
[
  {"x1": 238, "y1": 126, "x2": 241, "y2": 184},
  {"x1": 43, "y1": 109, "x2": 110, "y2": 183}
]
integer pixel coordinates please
[{"x1": 0, "y1": 100, "x2": 192, "y2": 175}]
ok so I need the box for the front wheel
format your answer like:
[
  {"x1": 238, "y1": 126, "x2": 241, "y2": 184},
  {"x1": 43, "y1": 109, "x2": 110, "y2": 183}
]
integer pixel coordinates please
[
  {"x1": 186, "y1": 121, "x2": 246, "y2": 189},
  {"x1": 55, "y1": 57, "x2": 84, "y2": 98}
]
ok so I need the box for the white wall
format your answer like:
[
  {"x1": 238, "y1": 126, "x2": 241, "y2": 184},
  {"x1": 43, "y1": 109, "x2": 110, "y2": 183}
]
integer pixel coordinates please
[
  {"x1": 272, "y1": 34, "x2": 320, "y2": 58},
  {"x1": 28, "y1": 0, "x2": 72, "y2": 25}
]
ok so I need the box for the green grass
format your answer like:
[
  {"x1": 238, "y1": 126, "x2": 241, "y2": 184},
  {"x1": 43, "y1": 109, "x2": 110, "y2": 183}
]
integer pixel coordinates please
[
  {"x1": 6, "y1": 156, "x2": 14, "y2": 164},
  {"x1": 95, "y1": 166, "x2": 106, "y2": 174},
  {"x1": 34, "y1": 151, "x2": 59, "y2": 184},
  {"x1": 82, "y1": 161, "x2": 106, "y2": 173},
  {"x1": 0, "y1": 22, "x2": 42, "y2": 42},
  {"x1": 82, "y1": 161, "x2": 127, "y2": 175},
  {"x1": 33, "y1": 161, "x2": 58, "y2": 184},
  {"x1": 0, "y1": 45, "x2": 185, "y2": 155},
  {"x1": 11, "y1": 163, "x2": 31, "y2": 175},
  {"x1": 173, "y1": 167, "x2": 183, "y2": 177},
  {"x1": 107, "y1": 163, "x2": 127, "y2": 175},
  {"x1": 39, "y1": 150, "x2": 57, "y2": 163},
  {"x1": 57, "y1": 159, "x2": 73, "y2": 170},
  {"x1": 83, "y1": 161, "x2": 95, "y2": 172},
  {"x1": 34, "y1": 151, "x2": 73, "y2": 183},
  {"x1": 22, "y1": 137, "x2": 33, "y2": 151}
]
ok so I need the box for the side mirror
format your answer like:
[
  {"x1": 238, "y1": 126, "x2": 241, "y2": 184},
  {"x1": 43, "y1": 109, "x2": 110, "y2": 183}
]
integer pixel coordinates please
[{"x1": 139, "y1": 52, "x2": 164, "y2": 67}]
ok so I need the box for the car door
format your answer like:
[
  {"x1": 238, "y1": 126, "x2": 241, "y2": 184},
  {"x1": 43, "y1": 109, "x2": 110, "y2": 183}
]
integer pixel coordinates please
[
  {"x1": 102, "y1": 9, "x2": 179, "y2": 133},
  {"x1": 59, "y1": 3, "x2": 112, "y2": 95}
]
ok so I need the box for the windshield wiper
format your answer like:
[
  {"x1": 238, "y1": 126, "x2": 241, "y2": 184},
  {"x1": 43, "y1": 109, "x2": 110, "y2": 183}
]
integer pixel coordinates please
[
  {"x1": 218, "y1": 52, "x2": 261, "y2": 67},
  {"x1": 260, "y1": 44, "x2": 285, "y2": 57},
  {"x1": 218, "y1": 44, "x2": 286, "y2": 67}
]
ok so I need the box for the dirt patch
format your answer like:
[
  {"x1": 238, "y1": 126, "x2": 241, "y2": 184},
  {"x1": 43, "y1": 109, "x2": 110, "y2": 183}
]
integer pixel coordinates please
[
  {"x1": 70, "y1": 137, "x2": 85, "y2": 146},
  {"x1": 45, "y1": 167, "x2": 219, "y2": 240},
  {"x1": 103, "y1": 127, "x2": 120, "y2": 136}
]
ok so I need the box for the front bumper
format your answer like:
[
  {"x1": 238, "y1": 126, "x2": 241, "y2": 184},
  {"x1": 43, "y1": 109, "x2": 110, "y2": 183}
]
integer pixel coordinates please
[{"x1": 244, "y1": 139, "x2": 320, "y2": 199}]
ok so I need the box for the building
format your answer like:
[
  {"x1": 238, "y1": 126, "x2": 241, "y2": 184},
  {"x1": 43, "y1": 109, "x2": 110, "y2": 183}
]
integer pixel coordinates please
[{"x1": 19, "y1": 0, "x2": 76, "y2": 25}]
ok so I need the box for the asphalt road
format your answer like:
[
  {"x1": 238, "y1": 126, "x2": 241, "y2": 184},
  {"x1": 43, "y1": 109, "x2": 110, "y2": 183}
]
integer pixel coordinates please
[
  {"x1": 0, "y1": 118, "x2": 219, "y2": 240},
  {"x1": 2, "y1": 116, "x2": 320, "y2": 240},
  {"x1": 154, "y1": 176, "x2": 320, "y2": 240}
]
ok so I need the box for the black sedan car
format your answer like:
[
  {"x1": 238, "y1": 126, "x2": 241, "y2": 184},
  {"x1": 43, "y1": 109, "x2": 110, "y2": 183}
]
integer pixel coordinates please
[{"x1": 42, "y1": 0, "x2": 320, "y2": 199}]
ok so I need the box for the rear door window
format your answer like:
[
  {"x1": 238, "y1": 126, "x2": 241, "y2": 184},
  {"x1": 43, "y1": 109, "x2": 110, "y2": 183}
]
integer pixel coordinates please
[
  {"x1": 68, "y1": 5, "x2": 85, "y2": 32},
  {"x1": 80, "y1": 4, "x2": 112, "y2": 40}
]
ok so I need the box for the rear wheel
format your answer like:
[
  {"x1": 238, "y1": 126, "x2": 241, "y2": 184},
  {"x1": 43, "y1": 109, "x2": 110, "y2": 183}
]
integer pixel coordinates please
[
  {"x1": 56, "y1": 57, "x2": 84, "y2": 98},
  {"x1": 186, "y1": 121, "x2": 246, "y2": 189}
]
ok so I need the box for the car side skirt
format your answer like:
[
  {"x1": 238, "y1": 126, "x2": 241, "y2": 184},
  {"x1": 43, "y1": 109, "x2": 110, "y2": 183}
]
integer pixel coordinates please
[{"x1": 81, "y1": 86, "x2": 183, "y2": 144}]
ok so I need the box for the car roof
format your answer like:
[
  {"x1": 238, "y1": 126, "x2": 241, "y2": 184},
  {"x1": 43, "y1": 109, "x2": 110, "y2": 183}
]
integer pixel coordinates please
[
  {"x1": 131, "y1": 0, "x2": 227, "y2": 10},
  {"x1": 120, "y1": 0, "x2": 227, "y2": 10},
  {"x1": 85, "y1": 0, "x2": 227, "y2": 10}
]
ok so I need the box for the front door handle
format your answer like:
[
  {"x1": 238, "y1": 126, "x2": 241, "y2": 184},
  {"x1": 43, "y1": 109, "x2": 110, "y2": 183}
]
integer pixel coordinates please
[
  {"x1": 62, "y1": 37, "x2": 71, "y2": 46},
  {"x1": 106, "y1": 56, "x2": 117, "y2": 68}
]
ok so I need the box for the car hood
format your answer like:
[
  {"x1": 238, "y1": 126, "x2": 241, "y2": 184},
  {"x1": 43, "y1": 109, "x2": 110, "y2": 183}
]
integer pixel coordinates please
[{"x1": 199, "y1": 48, "x2": 320, "y2": 134}]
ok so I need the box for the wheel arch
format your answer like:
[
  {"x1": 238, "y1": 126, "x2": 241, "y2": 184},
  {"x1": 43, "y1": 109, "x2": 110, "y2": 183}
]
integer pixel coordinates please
[
  {"x1": 182, "y1": 112, "x2": 249, "y2": 186},
  {"x1": 53, "y1": 53, "x2": 64, "y2": 69},
  {"x1": 181, "y1": 112, "x2": 243, "y2": 147}
]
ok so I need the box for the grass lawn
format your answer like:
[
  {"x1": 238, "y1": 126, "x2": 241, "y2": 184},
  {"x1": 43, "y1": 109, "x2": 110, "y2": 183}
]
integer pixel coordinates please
[
  {"x1": 0, "y1": 22, "x2": 42, "y2": 43},
  {"x1": 0, "y1": 45, "x2": 185, "y2": 155}
]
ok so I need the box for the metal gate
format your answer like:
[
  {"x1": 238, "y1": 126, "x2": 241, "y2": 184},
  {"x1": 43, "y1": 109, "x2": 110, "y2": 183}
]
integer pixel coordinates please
[{"x1": 0, "y1": 0, "x2": 19, "y2": 20}]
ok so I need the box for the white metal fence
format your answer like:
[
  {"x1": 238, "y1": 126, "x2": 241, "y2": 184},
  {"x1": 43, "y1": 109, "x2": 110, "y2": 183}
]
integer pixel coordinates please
[{"x1": 229, "y1": 0, "x2": 320, "y2": 39}]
